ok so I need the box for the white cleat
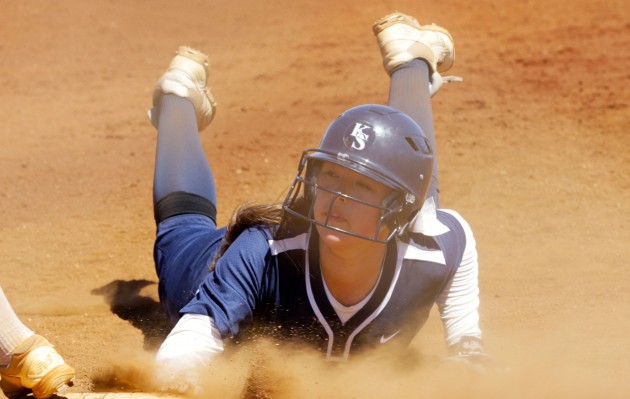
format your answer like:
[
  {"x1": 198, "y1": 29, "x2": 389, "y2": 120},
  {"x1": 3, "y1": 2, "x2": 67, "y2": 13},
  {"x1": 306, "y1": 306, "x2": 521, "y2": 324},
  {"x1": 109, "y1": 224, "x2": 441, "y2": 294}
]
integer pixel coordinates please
[
  {"x1": 0, "y1": 335, "x2": 75, "y2": 399},
  {"x1": 372, "y1": 12, "x2": 455, "y2": 76},
  {"x1": 148, "y1": 46, "x2": 217, "y2": 132}
]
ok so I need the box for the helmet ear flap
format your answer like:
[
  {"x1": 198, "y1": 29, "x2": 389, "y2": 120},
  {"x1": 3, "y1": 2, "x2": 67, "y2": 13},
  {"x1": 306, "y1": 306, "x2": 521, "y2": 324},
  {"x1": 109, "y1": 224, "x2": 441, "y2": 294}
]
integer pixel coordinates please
[
  {"x1": 382, "y1": 190, "x2": 401, "y2": 209},
  {"x1": 382, "y1": 189, "x2": 429, "y2": 239},
  {"x1": 381, "y1": 190, "x2": 406, "y2": 231}
]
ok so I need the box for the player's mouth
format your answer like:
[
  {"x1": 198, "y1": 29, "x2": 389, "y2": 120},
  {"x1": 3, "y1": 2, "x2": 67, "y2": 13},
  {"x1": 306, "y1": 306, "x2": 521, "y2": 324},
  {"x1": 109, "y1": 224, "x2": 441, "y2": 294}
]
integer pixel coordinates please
[{"x1": 324, "y1": 210, "x2": 347, "y2": 225}]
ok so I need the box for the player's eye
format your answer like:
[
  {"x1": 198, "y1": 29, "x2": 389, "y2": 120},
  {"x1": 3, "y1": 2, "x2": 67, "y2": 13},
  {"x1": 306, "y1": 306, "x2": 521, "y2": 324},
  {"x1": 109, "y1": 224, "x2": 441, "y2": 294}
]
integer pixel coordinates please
[
  {"x1": 356, "y1": 180, "x2": 375, "y2": 191},
  {"x1": 322, "y1": 170, "x2": 339, "y2": 179}
]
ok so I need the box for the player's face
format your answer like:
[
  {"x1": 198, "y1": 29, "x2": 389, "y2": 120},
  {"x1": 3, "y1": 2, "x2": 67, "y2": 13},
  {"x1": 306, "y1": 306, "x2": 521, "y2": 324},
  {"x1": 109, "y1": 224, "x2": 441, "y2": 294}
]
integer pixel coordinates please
[{"x1": 312, "y1": 162, "x2": 393, "y2": 243}]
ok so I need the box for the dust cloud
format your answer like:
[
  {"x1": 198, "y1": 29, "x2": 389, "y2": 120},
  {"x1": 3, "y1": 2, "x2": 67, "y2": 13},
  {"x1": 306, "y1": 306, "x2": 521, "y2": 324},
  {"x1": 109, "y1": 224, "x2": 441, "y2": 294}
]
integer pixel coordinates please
[{"x1": 92, "y1": 333, "x2": 626, "y2": 399}]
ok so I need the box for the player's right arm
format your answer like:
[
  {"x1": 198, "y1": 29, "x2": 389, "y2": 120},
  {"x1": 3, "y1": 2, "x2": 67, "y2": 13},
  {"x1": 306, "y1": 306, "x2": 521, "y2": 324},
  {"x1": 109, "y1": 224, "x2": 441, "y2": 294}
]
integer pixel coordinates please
[{"x1": 154, "y1": 226, "x2": 276, "y2": 392}]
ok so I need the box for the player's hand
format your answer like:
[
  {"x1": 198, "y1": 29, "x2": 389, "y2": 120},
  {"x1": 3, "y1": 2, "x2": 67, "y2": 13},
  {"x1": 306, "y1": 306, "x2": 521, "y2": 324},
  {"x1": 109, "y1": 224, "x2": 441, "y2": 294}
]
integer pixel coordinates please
[
  {"x1": 445, "y1": 336, "x2": 504, "y2": 374},
  {"x1": 446, "y1": 351, "x2": 494, "y2": 374},
  {"x1": 153, "y1": 357, "x2": 203, "y2": 396},
  {"x1": 153, "y1": 313, "x2": 224, "y2": 394}
]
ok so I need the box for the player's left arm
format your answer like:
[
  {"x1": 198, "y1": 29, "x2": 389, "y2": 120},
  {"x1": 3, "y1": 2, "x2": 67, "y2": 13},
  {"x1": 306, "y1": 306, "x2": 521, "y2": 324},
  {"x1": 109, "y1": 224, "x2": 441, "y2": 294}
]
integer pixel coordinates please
[{"x1": 435, "y1": 210, "x2": 489, "y2": 363}]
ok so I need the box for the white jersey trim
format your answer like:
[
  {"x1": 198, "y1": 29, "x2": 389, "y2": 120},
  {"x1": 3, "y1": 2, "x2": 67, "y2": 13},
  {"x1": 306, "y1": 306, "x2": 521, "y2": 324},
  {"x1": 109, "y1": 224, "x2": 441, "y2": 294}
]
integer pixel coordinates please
[
  {"x1": 342, "y1": 241, "x2": 406, "y2": 358},
  {"x1": 402, "y1": 243, "x2": 447, "y2": 265},
  {"x1": 304, "y1": 232, "x2": 403, "y2": 361},
  {"x1": 304, "y1": 247, "x2": 338, "y2": 359},
  {"x1": 268, "y1": 233, "x2": 309, "y2": 255}
]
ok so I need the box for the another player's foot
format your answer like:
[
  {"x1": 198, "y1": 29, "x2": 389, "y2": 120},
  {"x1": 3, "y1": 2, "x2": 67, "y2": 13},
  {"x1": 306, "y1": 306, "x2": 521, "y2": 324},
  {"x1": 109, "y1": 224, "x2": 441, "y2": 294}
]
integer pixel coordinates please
[
  {"x1": 0, "y1": 334, "x2": 75, "y2": 399},
  {"x1": 372, "y1": 12, "x2": 455, "y2": 75},
  {"x1": 148, "y1": 46, "x2": 217, "y2": 132}
]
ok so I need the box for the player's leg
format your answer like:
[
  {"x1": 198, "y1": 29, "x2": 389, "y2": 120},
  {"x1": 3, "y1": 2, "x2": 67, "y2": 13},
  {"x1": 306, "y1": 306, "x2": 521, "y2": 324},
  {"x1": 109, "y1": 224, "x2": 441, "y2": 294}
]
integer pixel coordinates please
[
  {"x1": 153, "y1": 94, "x2": 219, "y2": 222},
  {"x1": 387, "y1": 60, "x2": 440, "y2": 204},
  {"x1": 373, "y1": 13, "x2": 456, "y2": 207},
  {"x1": 0, "y1": 286, "x2": 33, "y2": 365},
  {"x1": 0, "y1": 286, "x2": 75, "y2": 399},
  {"x1": 150, "y1": 46, "x2": 218, "y2": 211},
  {"x1": 149, "y1": 47, "x2": 224, "y2": 321}
]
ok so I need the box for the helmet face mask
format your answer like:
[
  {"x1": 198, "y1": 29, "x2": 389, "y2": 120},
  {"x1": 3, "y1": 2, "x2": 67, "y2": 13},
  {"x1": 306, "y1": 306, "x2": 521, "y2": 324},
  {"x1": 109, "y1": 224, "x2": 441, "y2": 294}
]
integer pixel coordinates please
[
  {"x1": 282, "y1": 104, "x2": 434, "y2": 243},
  {"x1": 283, "y1": 156, "x2": 406, "y2": 242}
]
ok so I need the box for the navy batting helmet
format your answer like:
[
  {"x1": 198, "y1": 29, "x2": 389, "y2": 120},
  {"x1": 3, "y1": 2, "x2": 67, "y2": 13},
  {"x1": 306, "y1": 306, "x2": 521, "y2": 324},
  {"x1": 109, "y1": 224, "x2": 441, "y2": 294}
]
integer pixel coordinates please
[{"x1": 283, "y1": 104, "x2": 434, "y2": 242}]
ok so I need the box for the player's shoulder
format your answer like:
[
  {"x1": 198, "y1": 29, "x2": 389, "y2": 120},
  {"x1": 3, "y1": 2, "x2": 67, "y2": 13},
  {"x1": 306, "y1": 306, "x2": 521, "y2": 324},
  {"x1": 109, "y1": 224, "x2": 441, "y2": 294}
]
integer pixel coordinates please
[
  {"x1": 232, "y1": 224, "x2": 275, "y2": 244},
  {"x1": 219, "y1": 224, "x2": 275, "y2": 259},
  {"x1": 437, "y1": 208, "x2": 470, "y2": 227},
  {"x1": 435, "y1": 208, "x2": 475, "y2": 240}
]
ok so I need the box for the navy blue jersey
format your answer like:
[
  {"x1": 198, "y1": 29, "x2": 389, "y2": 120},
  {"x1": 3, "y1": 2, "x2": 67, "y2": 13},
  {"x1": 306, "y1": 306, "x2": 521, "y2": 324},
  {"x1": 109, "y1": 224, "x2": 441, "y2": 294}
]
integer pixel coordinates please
[{"x1": 178, "y1": 210, "x2": 467, "y2": 360}]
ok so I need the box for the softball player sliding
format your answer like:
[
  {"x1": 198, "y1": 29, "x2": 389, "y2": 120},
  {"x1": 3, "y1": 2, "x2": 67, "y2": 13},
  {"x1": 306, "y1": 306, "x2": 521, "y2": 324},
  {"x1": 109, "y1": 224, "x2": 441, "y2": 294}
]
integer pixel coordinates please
[{"x1": 149, "y1": 12, "x2": 487, "y2": 390}]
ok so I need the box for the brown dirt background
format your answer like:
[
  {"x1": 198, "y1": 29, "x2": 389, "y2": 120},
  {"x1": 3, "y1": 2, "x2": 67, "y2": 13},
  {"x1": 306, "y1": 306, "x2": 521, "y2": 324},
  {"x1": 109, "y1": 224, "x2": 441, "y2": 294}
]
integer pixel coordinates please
[{"x1": 1, "y1": 0, "x2": 629, "y2": 398}]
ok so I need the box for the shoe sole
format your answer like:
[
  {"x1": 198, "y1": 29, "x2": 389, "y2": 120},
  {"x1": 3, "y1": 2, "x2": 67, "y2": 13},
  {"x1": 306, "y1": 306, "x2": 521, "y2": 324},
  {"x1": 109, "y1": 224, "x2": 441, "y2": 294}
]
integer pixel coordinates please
[
  {"x1": 372, "y1": 12, "x2": 455, "y2": 73},
  {"x1": 175, "y1": 46, "x2": 209, "y2": 73},
  {"x1": 1, "y1": 364, "x2": 76, "y2": 399},
  {"x1": 170, "y1": 46, "x2": 218, "y2": 111},
  {"x1": 148, "y1": 45, "x2": 217, "y2": 130},
  {"x1": 372, "y1": 12, "x2": 420, "y2": 34},
  {"x1": 373, "y1": 13, "x2": 454, "y2": 47},
  {"x1": 32, "y1": 363, "x2": 76, "y2": 399}
]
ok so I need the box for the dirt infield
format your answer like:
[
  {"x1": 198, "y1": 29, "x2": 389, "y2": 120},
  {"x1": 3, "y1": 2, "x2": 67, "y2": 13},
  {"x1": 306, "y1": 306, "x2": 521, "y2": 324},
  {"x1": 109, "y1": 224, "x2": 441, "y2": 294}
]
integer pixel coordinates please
[{"x1": 1, "y1": 1, "x2": 629, "y2": 398}]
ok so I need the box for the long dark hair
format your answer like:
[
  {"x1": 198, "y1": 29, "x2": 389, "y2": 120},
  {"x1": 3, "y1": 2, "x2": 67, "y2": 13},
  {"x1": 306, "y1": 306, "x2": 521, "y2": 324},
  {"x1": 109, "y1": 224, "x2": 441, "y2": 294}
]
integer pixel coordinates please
[
  {"x1": 208, "y1": 198, "x2": 311, "y2": 271},
  {"x1": 209, "y1": 203, "x2": 281, "y2": 271}
]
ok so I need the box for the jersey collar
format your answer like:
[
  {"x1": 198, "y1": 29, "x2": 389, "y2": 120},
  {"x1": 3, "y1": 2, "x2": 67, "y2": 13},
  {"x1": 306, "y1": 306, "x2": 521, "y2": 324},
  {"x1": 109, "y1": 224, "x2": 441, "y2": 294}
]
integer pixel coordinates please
[{"x1": 407, "y1": 196, "x2": 450, "y2": 236}]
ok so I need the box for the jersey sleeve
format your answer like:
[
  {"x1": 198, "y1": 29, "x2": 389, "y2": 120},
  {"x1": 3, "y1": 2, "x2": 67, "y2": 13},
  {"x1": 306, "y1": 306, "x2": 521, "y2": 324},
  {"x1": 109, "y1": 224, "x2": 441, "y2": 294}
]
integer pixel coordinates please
[
  {"x1": 180, "y1": 226, "x2": 276, "y2": 338},
  {"x1": 435, "y1": 210, "x2": 483, "y2": 346}
]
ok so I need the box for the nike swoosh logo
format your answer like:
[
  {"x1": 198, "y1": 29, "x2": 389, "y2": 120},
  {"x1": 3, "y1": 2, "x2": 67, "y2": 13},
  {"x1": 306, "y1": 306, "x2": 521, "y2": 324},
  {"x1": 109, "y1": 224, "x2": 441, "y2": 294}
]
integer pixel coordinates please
[{"x1": 379, "y1": 330, "x2": 401, "y2": 344}]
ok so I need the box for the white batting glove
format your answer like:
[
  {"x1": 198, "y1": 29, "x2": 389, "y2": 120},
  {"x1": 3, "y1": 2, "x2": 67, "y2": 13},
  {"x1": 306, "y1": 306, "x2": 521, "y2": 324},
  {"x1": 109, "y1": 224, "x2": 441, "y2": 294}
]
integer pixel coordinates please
[{"x1": 154, "y1": 314, "x2": 224, "y2": 395}]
